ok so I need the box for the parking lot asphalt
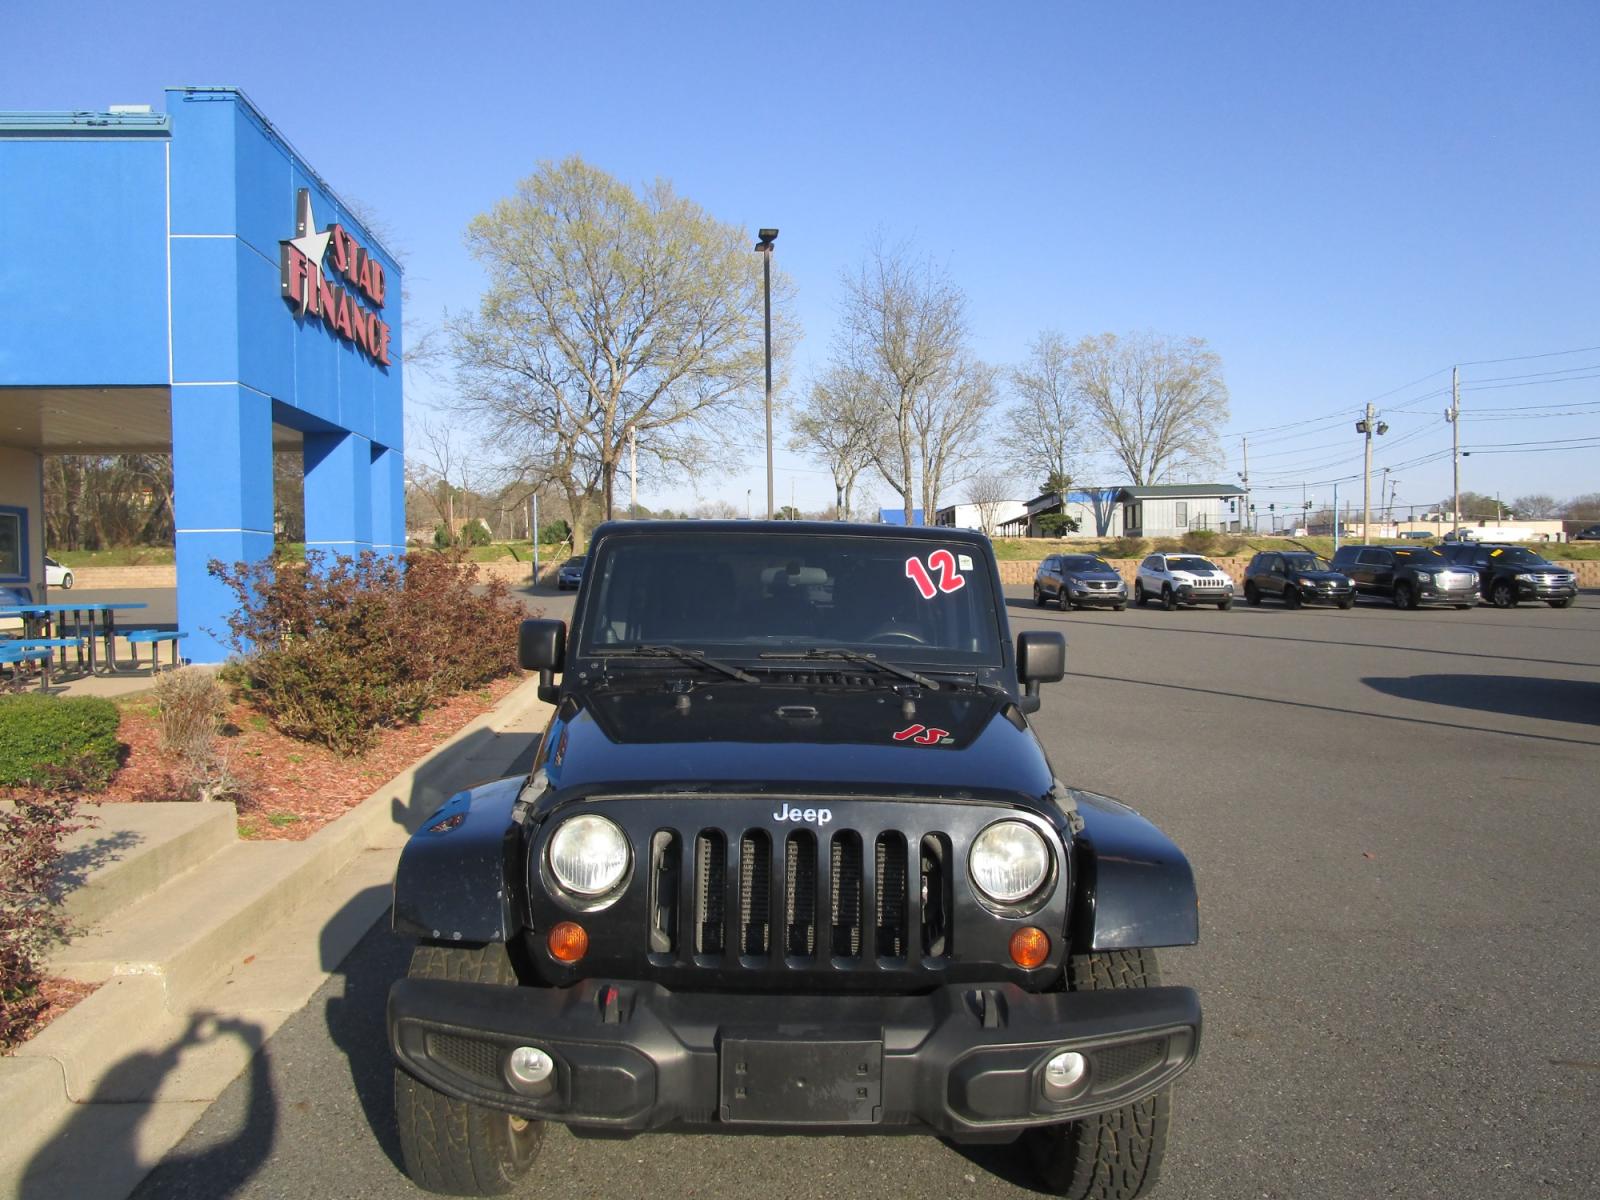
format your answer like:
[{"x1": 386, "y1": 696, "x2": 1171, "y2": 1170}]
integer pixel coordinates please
[{"x1": 130, "y1": 587, "x2": 1599, "y2": 1200}]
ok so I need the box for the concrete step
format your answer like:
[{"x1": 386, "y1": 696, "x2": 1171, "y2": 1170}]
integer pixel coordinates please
[
  {"x1": 56, "y1": 802, "x2": 237, "y2": 930},
  {"x1": 48, "y1": 839, "x2": 315, "y2": 1010}
]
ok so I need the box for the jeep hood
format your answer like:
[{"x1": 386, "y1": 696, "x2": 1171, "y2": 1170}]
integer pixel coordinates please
[{"x1": 537, "y1": 685, "x2": 1055, "y2": 801}]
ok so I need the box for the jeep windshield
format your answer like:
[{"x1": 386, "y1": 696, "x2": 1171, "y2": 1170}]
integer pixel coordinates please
[
  {"x1": 575, "y1": 531, "x2": 1003, "y2": 668},
  {"x1": 1167, "y1": 557, "x2": 1218, "y2": 572}
]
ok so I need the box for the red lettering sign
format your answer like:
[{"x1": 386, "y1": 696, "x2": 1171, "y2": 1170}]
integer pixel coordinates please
[{"x1": 278, "y1": 189, "x2": 393, "y2": 368}]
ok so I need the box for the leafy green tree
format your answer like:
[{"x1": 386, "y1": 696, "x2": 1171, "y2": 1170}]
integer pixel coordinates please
[{"x1": 1037, "y1": 512, "x2": 1081, "y2": 537}]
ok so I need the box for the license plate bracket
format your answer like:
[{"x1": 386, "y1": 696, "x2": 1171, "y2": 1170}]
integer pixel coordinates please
[{"x1": 719, "y1": 1036, "x2": 883, "y2": 1125}]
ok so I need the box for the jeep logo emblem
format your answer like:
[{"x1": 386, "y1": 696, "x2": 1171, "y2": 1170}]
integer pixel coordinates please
[{"x1": 773, "y1": 802, "x2": 832, "y2": 826}]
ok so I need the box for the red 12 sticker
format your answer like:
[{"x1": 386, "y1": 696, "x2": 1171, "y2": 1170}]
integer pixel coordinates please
[
  {"x1": 892, "y1": 723, "x2": 951, "y2": 745},
  {"x1": 905, "y1": 549, "x2": 966, "y2": 599}
]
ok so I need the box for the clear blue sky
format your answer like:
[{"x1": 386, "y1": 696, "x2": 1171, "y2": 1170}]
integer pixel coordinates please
[{"x1": 7, "y1": 0, "x2": 1597, "y2": 518}]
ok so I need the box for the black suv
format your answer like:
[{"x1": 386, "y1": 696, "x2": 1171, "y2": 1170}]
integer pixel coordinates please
[
  {"x1": 1328, "y1": 544, "x2": 1478, "y2": 609},
  {"x1": 388, "y1": 522, "x2": 1200, "y2": 1198},
  {"x1": 1033, "y1": 553, "x2": 1128, "y2": 611},
  {"x1": 1242, "y1": 551, "x2": 1355, "y2": 609},
  {"x1": 1437, "y1": 543, "x2": 1578, "y2": 608}
]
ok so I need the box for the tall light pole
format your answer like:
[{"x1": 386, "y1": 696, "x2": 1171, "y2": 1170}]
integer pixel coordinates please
[
  {"x1": 1356, "y1": 403, "x2": 1388, "y2": 540},
  {"x1": 755, "y1": 228, "x2": 778, "y2": 520}
]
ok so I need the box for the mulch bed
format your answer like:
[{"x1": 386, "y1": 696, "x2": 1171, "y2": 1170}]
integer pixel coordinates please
[
  {"x1": 96, "y1": 672, "x2": 526, "y2": 840},
  {"x1": 2, "y1": 976, "x2": 101, "y2": 1054}
]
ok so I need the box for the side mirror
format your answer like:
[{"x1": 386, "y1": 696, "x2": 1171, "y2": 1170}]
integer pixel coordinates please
[
  {"x1": 519, "y1": 619, "x2": 566, "y2": 704},
  {"x1": 1015, "y1": 630, "x2": 1066, "y2": 714}
]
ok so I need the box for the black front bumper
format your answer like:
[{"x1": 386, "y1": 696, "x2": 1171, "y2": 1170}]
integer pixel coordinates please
[
  {"x1": 1067, "y1": 589, "x2": 1127, "y2": 607},
  {"x1": 389, "y1": 977, "x2": 1200, "y2": 1141}
]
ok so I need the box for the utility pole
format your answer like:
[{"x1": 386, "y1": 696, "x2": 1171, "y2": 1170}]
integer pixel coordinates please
[
  {"x1": 755, "y1": 228, "x2": 779, "y2": 519},
  {"x1": 1356, "y1": 403, "x2": 1387, "y2": 540},
  {"x1": 529, "y1": 493, "x2": 539, "y2": 585},
  {"x1": 1238, "y1": 436, "x2": 1250, "y2": 535},
  {"x1": 1453, "y1": 370, "x2": 1462, "y2": 524},
  {"x1": 628, "y1": 426, "x2": 637, "y2": 519},
  {"x1": 1332, "y1": 482, "x2": 1340, "y2": 552}
]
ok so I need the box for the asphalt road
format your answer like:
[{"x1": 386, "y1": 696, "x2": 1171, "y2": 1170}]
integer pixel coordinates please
[{"x1": 130, "y1": 586, "x2": 1600, "y2": 1199}]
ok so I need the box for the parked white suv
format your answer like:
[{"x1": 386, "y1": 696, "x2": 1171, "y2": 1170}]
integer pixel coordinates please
[
  {"x1": 1134, "y1": 553, "x2": 1234, "y2": 610},
  {"x1": 44, "y1": 555, "x2": 74, "y2": 590}
]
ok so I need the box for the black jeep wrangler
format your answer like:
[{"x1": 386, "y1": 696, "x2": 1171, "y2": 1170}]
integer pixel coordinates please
[{"x1": 387, "y1": 522, "x2": 1200, "y2": 1197}]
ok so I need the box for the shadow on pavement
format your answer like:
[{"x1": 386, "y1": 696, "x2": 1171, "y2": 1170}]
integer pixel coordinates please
[
  {"x1": 21, "y1": 1013, "x2": 275, "y2": 1200},
  {"x1": 1363, "y1": 674, "x2": 1600, "y2": 725}
]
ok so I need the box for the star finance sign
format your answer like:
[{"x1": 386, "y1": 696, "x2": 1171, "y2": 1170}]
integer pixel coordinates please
[{"x1": 278, "y1": 188, "x2": 393, "y2": 367}]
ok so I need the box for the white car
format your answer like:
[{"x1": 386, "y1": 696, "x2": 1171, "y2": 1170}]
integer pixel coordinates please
[
  {"x1": 44, "y1": 555, "x2": 74, "y2": 589},
  {"x1": 1134, "y1": 552, "x2": 1234, "y2": 610}
]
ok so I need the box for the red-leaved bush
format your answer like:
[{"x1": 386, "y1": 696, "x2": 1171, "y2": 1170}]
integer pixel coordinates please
[
  {"x1": 0, "y1": 793, "x2": 82, "y2": 1049},
  {"x1": 210, "y1": 550, "x2": 524, "y2": 755}
]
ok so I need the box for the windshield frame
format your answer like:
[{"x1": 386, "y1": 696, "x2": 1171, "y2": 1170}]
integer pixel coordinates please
[
  {"x1": 1166, "y1": 556, "x2": 1219, "y2": 573},
  {"x1": 571, "y1": 529, "x2": 1009, "y2": 671}
]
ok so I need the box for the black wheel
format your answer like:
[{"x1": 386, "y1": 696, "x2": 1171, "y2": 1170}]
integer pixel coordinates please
[
  {"x1": 1058, "y1": 588, "x2": 1071, "y2": 612},
  {"x1": 1490, "y1": 579, "x2": 1516, "y2": 608},
  {"x1": 1160, "y1": 586, "x2": 1176, "y2": 611},
  {"x1": 1392, "y1": 581, "x2": 1418, "y2": 610},
  {"x1": 1547, "y1": 597, "x2": 1572, "y2": 609},
  {"x1": 395, "y1": 943, "x2": 544, "y2": 1196},
  {"x1": 1455, "y1": 604, "x2": 1473, "y2": 610},
  {"x1": 1284, "y1": 586, "x2": 1302, "y2": 610},
  {"x1": 1338, "y1": 596, "x2": 1355, "y2": 610},
  {"x1": 1023, "y1": 949, "x2": 1173, "y2": 1198},
  {"x1": 1134, "y1": 582, "x2": 1146, "y2": 606},
  {"x1": 1243, "y1": 582, "x2": 1261, "y2": 606},
  {"x1": 1112, "y1": 603, "x2": 1126, "y2": 612},
  {"x1": 61, "y1": 572, "x2": 74, "y2": 590},
  {"x1": 1034, "y1": 585, "x2": 1046, "y2": 608},
  {"x1": 1217, "y1": 597, "x2": 1232, "y2": 610}
]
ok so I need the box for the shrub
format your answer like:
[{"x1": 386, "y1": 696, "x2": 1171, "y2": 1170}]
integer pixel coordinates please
[
  {"x1": 210, "y1": 550, "x2": 524, "y2": 755},
  {"x1": 538, "y1": 519, "x2": 570, "y2": 545},
  {"x1": 1180, "y1": 529, "x2": 1219, "y2": 553},
  {"x1": 0, "y1": 792, "x2": 82, "y2": 1048},
  {"x1": 1150, "y1": 537, "x2": 1183, "y2": 553},
  {"x1": 1036, "y1": 513, "x2": 1081, "y2": 538},
  {"x1": 0, "y1": 696, "x2": 121, "y2": 792},
  {"x1": 1105, "y1": 536, "x2": 1147, "y2": 560},
  {"x1": 461, "y1": 519, "x2": 492, "y2": 547},
  {"x1": 433, "y1": 525, "x2": 452, "y2": 550},
  {"x1": 154, "y1": 668, "x2": 237, "y2": 802}
]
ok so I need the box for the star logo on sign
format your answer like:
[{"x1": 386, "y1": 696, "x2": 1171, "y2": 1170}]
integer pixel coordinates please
[{"x1": 286, "y1": 190, "x2": 332, "y2": 312}]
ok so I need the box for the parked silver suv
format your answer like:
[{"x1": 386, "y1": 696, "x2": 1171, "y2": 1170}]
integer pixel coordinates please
[{"x1": 1134, "y1": 553, "x2": 1234, "y2": 610}]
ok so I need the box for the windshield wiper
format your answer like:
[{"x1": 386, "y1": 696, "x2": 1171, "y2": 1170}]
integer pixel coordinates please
[
  {"x1": 759, "y1": 647, "x2": 941, "y2": 690},
  {"x1": 596, "y1": 644, "x2": 759, "y2": 684}
]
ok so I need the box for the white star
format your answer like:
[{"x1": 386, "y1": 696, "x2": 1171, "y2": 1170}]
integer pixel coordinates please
[{"x1": 287, "y1": 189, "x2": 332, "y2": 277}]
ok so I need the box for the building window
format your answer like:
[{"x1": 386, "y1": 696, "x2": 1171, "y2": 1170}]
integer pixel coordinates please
[
  {"x1": 1175, "y1": 501, "x2": 1188, "y2": 528},
  {"x1": 0, "y1": 506, "x2": 26, "y2": 581}
]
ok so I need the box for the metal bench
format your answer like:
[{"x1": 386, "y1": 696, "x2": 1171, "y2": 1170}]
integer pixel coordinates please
[
  {"x1": 0, "y1": 645, "x2": 54, "y2": 690},
  {"x1": 123, "y1": 629, "x2": 189, "y2": 670}
]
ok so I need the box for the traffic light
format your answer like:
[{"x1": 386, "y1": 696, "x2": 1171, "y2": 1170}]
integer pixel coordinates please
[{"x1": 1269, "y1": 502, "x2": 1276, "y2": 512}]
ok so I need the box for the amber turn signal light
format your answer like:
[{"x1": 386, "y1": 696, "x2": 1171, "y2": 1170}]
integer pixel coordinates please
[
  {"x1": 1009, "y1": 926, "x2": 1050, "y2": 968},
  {"x1": 548, "y1": 921, "x2": 588, "y2": 963}
]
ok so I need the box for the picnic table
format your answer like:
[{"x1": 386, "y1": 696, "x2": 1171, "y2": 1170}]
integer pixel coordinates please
[{"x1": 0, "y1": 600, "x2": 150, "y2": 675}]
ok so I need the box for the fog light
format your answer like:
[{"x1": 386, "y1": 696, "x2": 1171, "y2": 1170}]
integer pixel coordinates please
[
  {"x1": 505, "y1": 1045, "x2": 555, "y2": 1096},
  {"x1": 1042, "y1": 1050, "x2": 1089, "y2": 1101},
  {"x1": 548, "y1": 921, "x2": 588, "y2": 963},
  {"x1": 1009, "y1": 926, "x2": 1050, "y2": 968}
]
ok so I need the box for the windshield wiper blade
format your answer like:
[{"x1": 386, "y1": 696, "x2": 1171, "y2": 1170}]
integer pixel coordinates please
[
  {"x1": 598, "y1": 644, "x2": 759, "y2": 684},
  {"x1": 759, "y1": 648, "x2": 941, "y2": 690}
]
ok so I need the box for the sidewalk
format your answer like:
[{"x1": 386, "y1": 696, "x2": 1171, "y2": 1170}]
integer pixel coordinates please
[{"x1": 0, "y1": 674, "x2": 552, "y2": 1200}]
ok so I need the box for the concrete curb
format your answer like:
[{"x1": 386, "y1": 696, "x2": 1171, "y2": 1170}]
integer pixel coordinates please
[{"x1": 0, "y1": 672, "x2": 551, "y2": 1195}]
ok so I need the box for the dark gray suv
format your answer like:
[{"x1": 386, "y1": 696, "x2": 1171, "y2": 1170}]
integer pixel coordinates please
[
  {"x1": 1328, "y1": 545, "x2": 1477, "y2": 609},
  {"x1": 1242, "y1": 551, "x2": 1354, "y2": 609},
  {"x1": 1033, "y1": 554, "x2": 1128, "y2": 611},
  {"x1": 1437, "y1": 543, "x2": 1577, "y2": 608}
]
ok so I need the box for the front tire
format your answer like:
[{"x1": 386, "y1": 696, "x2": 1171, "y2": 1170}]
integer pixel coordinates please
[
  {"x1": 1490, "y1": 579, "x2": 1517, "y2": 608},
  {"x1": 1160, "y1": 586, "x2": 1176, "y2": 611},
  {"x1": 61, "y1": 572, "x2": 74, "y2": 590},
  {"x1": 395, "y1": 943, "x2": 545, "y2": 1196},
  {"x1": 1023, "y1": 949, "x2": 1173, "y2": 1199},
  {"x1": 1034, "y1": 585, "x2": 1046, "y2": 608},
  {"x1": 1284, "y1": 586, "x2": 1302, "y2": 610},
  {"x1": 1548, "y1": 597, "x2": 1572, "y2": 609},
  {"x1": 1134, "y1": 582, "x2": 1146, "y2": 606},
  {"x1": 1392, "y1": 581, "x2": 1419, "y2": 610},
  {"x1": 1243, "y1": 582, "x2": 1261, "y2": 606},
  {"x1": 1217, "y1": 597, "x2": 1232, "y2": 610}
]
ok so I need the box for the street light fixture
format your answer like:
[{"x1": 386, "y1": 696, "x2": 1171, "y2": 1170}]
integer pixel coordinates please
[{"x1": 755, "y1": 228, "x2": 778, "y2": 521}]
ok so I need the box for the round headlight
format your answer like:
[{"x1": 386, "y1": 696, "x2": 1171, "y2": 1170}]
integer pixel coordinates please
[
  {"x1": 970, "y1": 821, "x2": 1050, "y2": 904},
  {"x1": 548, "y1": 815, "x2": 629, "y2": 897}
]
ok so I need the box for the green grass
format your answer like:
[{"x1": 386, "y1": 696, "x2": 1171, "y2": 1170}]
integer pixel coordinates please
[
  {"x1": 52, "y1": 547, "x2": 176, "y2": 568},
  {"x1": 266, "y1": 812, "x2": 301, "y2": 829}
]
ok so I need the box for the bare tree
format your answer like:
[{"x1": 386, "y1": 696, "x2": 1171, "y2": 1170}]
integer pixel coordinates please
[
  {"x1": 1562, "y1": 493, "x2": 1600, "y2": 519},
  {"x1": 838, "y1": 240, "x2": 968, "y2": 524},
  {"x1": 1069, "y1": 332, "x2": 1229, "y2": 485},
  {"x1": 691, "y1": 499, "x2": 740, "y2": 519},
  {"x1": 1510, "y1": 494, "x2": 1560, "y2": 519},
  {"x1": 449, "y1": 157, "x2": 793, "y2": 549},
  {"x1": 1003, "y1": 331, "x2": 1088, "y2": 492},
  {"x1": 964, "y1": 468, "x2": 1014, "y2": 536},
  {"x1": 789, "y1": 366, "x2": 880, "y2": 522},
  {"x1": 914, "y1": 355, "x2": 998, "y2": 521}
]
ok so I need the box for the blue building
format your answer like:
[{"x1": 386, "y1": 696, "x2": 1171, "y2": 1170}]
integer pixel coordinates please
[{"x1": 0, "y1": 88, "x2": 404, "y2": 661}]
